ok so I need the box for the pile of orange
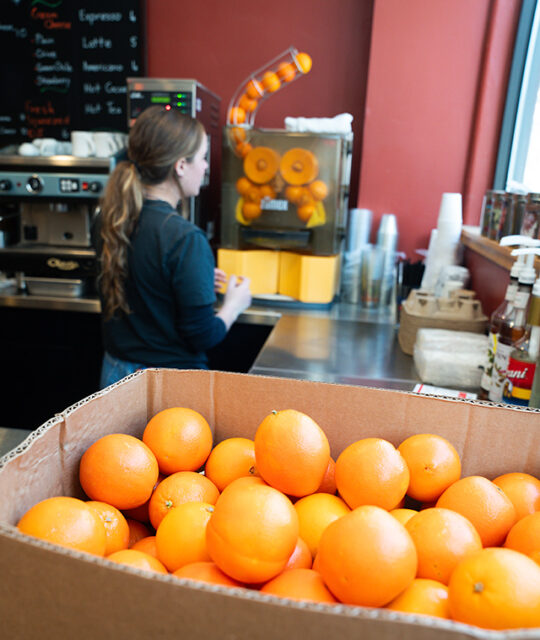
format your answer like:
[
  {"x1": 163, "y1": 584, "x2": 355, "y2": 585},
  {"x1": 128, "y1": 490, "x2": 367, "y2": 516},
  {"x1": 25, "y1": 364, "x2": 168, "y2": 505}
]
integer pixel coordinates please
[
  {"x1": 15, "y1": 407, "x2": 540, "y2": 630},
  {"x1": 227, "y1": 51, "x2": 313, "y2": 140},
  {"x1": 235, "y1": 145, "x2": 329, "y2": 225}
]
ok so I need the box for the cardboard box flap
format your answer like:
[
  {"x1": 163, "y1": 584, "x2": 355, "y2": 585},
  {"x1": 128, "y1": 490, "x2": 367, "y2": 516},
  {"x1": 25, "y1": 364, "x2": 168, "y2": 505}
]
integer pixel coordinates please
[
  {"x1": 0, "y1": 417, "x2": 65, "y2": 524},
  {"x1": 0, "y1": 525, "x2": 527, "y2": 640}
]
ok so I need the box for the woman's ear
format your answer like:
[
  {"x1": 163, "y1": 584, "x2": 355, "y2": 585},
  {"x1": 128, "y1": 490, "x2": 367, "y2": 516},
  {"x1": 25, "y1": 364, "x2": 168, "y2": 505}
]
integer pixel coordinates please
[{"x1": 175, "y1": 157, "x2": 186, "y2": 178}]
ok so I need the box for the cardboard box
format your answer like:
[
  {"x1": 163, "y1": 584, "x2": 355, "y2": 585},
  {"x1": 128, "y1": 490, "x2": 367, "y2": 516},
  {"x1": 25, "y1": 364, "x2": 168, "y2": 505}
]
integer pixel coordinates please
[{"x1": 0, "y1": 369, "x2": 539, "y2": 640}]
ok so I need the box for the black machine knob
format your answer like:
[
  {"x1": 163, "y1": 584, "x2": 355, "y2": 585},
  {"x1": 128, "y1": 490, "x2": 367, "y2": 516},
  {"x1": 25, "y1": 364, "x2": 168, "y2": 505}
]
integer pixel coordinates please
[
  {"x1": 26, "y1": 175, "x2": 44, "y2": 194},
  {"x1": 0, "y1": 179, "x2": 12, "y2": 192},
  {"x1": 88, "y1": 181, "x2": 102, "y2": 193}
]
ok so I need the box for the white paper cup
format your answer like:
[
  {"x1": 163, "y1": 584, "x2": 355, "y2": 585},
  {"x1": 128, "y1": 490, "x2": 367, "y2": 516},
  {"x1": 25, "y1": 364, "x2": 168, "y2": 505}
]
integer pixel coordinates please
[
  {"x1": 18, "y1": 142, "x2": 39, "y2": 157},
  {"x1": 71, "y1": 131, "x2": 95, "y2": 157},
  {"x1": 33, "y1": 138, "x2": 59, "y2": 156},
  {"x1": 93, "y1": 132, "x2": 119, "y2": 158},
  {"x1": 346, "y1": 208, "x2": 372, "y2": 253},
  {"x1": 437, "y1": 193, "x2": 462, "y2": 228}
]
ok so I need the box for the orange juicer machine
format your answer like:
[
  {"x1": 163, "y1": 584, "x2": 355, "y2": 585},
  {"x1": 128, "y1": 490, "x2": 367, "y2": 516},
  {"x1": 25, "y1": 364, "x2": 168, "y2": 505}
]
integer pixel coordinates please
[{"x1": 218, "y1": 47, "x2": 353, "y2": 306}]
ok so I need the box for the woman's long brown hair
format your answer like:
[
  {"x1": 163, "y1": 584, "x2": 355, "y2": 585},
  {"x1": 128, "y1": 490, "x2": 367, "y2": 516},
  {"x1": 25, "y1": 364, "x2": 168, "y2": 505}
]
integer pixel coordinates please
[{"x1": 98, "y1": 106, "x2": 205, "y2": 320}]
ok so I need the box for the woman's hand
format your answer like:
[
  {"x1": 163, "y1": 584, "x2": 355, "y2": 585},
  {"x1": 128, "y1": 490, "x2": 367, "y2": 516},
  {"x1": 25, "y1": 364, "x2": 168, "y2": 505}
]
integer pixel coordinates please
[
  {"x1": 213, "y1": 268, "x2": 228, "y2": 293},
  {"x1": 216, "y1": 275, "x2": 252, "y2": 330},
  {"x1": 224, "y1": 275, "x2": 252, "y2": 314}
]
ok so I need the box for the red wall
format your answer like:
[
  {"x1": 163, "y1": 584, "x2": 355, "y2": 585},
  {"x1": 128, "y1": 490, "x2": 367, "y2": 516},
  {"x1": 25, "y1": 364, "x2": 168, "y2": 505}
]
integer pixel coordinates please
[
  {"x1": 358, "y1": 0, "x2": 521, "y2": 258},
  {"x1": 145, "y1": 0, "x2": 373, "y2": 206},
  {"x1": 145, "y1": 0, "x2": 521, "y2": 267}
]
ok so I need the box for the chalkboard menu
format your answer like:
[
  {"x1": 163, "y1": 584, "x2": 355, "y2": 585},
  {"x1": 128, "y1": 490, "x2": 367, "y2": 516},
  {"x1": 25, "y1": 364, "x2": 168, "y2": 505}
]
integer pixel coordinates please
[{"x1": 0, "y1": 1, "x2": 146, "y2": 145}]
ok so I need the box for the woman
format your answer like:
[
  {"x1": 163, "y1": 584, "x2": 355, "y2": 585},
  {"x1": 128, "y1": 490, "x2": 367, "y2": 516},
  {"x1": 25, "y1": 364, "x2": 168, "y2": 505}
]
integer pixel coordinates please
[{"x1": 93, "y1": 105, "x2": 252, "y2": 388}]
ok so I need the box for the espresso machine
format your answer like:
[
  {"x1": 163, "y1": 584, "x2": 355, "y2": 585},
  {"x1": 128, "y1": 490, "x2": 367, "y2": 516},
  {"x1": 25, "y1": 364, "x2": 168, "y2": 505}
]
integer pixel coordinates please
[
  {"x1": 126, "y1": 77, "x2": 221, "y2": 245},
  {"x1": 0, "y1": 148, "x2": 115, "y2": 298}
]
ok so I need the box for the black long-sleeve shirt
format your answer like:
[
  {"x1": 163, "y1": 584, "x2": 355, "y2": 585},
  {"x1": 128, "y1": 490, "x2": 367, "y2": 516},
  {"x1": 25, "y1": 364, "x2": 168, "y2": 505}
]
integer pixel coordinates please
[{"x1": 93, "y1": 199, "x2": 226, "y2": 369}]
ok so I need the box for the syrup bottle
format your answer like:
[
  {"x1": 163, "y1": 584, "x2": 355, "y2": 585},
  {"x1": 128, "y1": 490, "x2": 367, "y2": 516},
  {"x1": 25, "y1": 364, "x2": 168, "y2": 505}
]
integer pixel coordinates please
[
  {"x1": 503, "y1": 263, "x2": 540, "y2": 406},
  {"x1": 478, "y1": 236, "x2": 539, "y2": 400},
  {"x1": 489, "y1": 249, "x2": 537, "y2": 403}
]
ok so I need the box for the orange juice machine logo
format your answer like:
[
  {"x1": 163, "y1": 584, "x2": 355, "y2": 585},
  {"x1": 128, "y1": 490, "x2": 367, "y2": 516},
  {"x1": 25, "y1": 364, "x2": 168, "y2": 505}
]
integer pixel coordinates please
[{"x1": 221, "y1": 47, "x2": 353, "y2": 256}]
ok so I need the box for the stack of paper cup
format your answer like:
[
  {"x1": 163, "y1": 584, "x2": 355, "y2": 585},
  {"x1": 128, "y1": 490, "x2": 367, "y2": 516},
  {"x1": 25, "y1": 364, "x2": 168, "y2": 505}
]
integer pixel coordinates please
[
  {"x1": 421, "y1": 193, "x2": 463, "y2": 292},
  {"x1": 341, "y1": 209, "x2": 373, "y2": 303},
  {"x1": 346, "y1": 208, "x2": 372, "y2": 253},
  {"x1": 376, "y1": 213, "x2": 399, "y2": 307}
]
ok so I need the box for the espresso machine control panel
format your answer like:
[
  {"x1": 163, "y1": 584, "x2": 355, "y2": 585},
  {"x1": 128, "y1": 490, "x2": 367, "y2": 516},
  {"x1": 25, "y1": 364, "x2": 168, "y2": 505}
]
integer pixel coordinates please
[
  {"x1": 0, "y1": 153, "x2": 114, "y2": 199},
  {"x1": 0, "y1": 171, "x2": 108, "y2": 198}
]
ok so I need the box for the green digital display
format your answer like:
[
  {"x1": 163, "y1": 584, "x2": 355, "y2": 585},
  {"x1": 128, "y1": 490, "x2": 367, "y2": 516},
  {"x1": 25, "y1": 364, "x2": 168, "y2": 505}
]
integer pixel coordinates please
[{"x1": 151, "y1": 96, "x2": 171, "y2": 104}]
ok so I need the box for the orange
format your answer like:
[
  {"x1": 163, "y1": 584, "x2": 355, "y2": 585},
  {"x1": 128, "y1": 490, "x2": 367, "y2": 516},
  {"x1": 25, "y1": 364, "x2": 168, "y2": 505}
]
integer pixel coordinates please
[
  {"x1": 206, "y1": 478, "x2": 299, "y2": 583},
  {"x1": 335, "y1": 438, "x2": 410, "y2": 510},
  {"x1": 155, "y1": 501, "x2": 214, "y2": 572},
  {"x1": 504, "y1": 512, "x2": 540, "y2": 557},
  {"x1": 142, "y1": 407, "x2": 213, "y2": 475},
  {"x1": 259, "y1": 184, "x2": 276, "y2": 200},
  {"x1": 121, "y1": 473, "x2": 164, "y2": 524},
  {"x1": 79, "y1": 433, "x2": 159, "y2": 510},
  {"x1": 448, "y1": 547, "x2": 540, "y2": 629},
  {"x1": 295, "y1": 52, "x2": 312, "y2": 73},
  {"x1": 297, "y1": 204, "x2": 315, "y2": 223},
  {"x1": 227, "y1": 106, "x2": 246, "y2": 124},
  {"x1": 148, "y1": 470, "x2": 219, "y2": 530},
  {"x1": 312, "y1": 552, "x2": 320, "y2": 572},
  {"x1": 530, "y1": 550, "x2": 540, "y2": 566},
  {"x1": 261, "y1": 71, "x2": 281, "y2": 93},
  {"x1": 243, "y1": 186, "x2": 262, "y2": 204},
  {"x1": 318, "y1": 505, "x2": 417, "y2": 606},
  {"x1": 260, "y1": 568, "x2": 337, "y2": 604},
  {"x1": 86, "y1": 501, "x2": 130, "y2": 556},
  {"x1": 235, "y1": 176, "x2": 253, "y2": 196},
  {"x1": 228, "y1": 126, "x2": 246, "y2": 144},
  {"x1": 106, "y1": 548, "x2": 168, "y2": 574},
  {"x1": 126, "y1": 518, "x2": 153, "y2": 547},
  {"x1": 131, "y1": 535, "x2": 158, "y2": 558},
  {"x1": 308, "y1": 180, "x2": 329, "y2": 201},
  {"x1": 405, "y1": 507, "x2": 482, "y2": 584},
  {"x1": 242, "y1": 201, "x2": 262, "y2": 220},
  {"x1": 284, "y1": 185, "x2": 305, "y2": 204},
  {"x1": 235, "y1": 141, "x2": 253, "y2": 158},
  {"x1": 205, "y1": 437, "x2": 259, "y2": 492},
  {"x1": 238, "y1": 93, "x2": 258, "y2": 113},
  {"x1": 492, "y1": 472, "x2": 540, "y2": 520},
  {"x1": 244, "y1": 146, "x2": 280, "y2": 184},
  {"x1": 397, "y1": 433, "x2": 461, "y2": 502},
  {"x1": 284, "y1": 536, "x2": 312, "y2": 570},
  {"x1": 280, "y1": 148, "x2": 318, "y2": 186},
  {"x1": 386, "y1": 578, "x2": 450, "y2": 619},
  {"x1": 436, "y1": 476, "x2": 517, "y2": 547},
  {"x1": 317, "y1": 456, "x2": 337, "y2": 494},
  {"x1": 17, "y1": 496, "x2": 106, "y2": 556},
  {"x1": 294, "y1": 493, "x2": 350, "y2": 558},
  {"x1": 254, "y1": 409, "x2": 330, "y2": 497},
  {"x1": 390, "y1": 508, "x2": 418, "y2": 527},
  {"x1": 276, "y1": 62, "x2": 296, "y2": 83},
  {"x1": 245, "y1": 79, "x2": 263, "y2": 99},
  {"x1": 173, "y1": 561, "x2": 244, "y2": 587}
]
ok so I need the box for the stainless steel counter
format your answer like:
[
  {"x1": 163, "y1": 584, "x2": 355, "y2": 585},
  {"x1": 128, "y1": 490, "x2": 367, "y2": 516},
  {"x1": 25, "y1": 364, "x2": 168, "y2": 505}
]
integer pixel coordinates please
[
  {"x1": 0, "y1": 283, "x2": 101, "y2": 313},
  {"x1": 249, "y1": 311, "x2": 419, "y2": 390}
]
